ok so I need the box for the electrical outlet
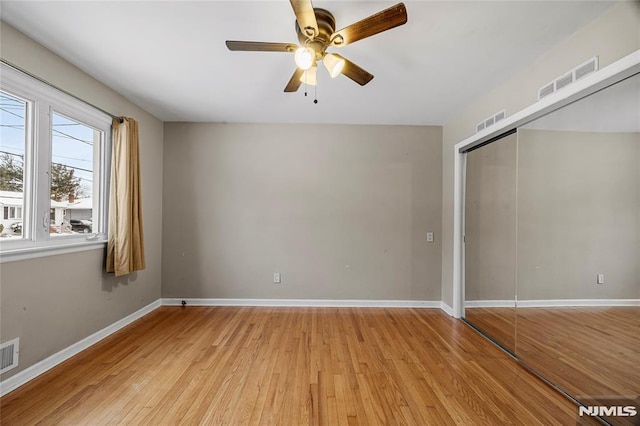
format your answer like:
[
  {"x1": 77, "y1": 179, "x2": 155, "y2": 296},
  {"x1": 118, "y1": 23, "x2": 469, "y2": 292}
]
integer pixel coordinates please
[
  {"x1": 427, "y1": 232, "x2": 434, "y2": 242},
  {"x1": 273, "y1": 273, "x2": 281, "y2": 284},
  {"x1": 597, "y1": 274, "x2": 604, "y2": 284}
]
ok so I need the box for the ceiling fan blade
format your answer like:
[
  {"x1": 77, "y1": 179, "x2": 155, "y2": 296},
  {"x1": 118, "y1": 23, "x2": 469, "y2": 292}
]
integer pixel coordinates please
[
  {"x1": 333, "y1": 54, "x2": 374, "y2": 86},
  {"x1": 284, "y1": 68, "x2": 305, "y2": 92},
  {"x1": 290, "y1": 0, "x2": 319, "y2": 40},
  {"x1": 226, "y1": 41, "x2": 297, "y2": 52},
  {"x1": 331, "y1": 3, "x2": 407, "y2": 47}
]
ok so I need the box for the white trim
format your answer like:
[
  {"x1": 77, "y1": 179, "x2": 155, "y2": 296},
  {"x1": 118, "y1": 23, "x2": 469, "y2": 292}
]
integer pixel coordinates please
[
  {"x1": 463, "y1": 299, "x2": 640, "y2": 308},
  {"x1": 452, "y1": 146, "x2": 464, "y2": 318},
  {"x1": 0, "y1": 239, "x2": 107, "y2": 263},
  {"x1": 452, "y1": 50, "x2": 640, "y2": 320},
  {"x1": 440, "y1": 302, "x2": 454, "y2": 316},
  {"x1": 0, "y1": 299, "x2": 160, "y2": 397},
  {"x1": 517, "y1": 299, "x2": 640, "y2": 308},
  {"x1": 465, "y1": 300, "x2": 517, "y2": 308},
  {"x1": 161, "y1": 298, "x2": 441, "y2": 308}
]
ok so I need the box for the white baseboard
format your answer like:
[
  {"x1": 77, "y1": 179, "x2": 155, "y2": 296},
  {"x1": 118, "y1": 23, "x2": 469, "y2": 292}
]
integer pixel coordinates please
[
  {"x1": 517, "y1": 299, "x2": 640, "y2": 308},
  {"x1": 440, "y1": 302, "x2": 454, "y2": 316},
  {"x1": 465, "y1": 299, "x2": 640, "y2": 308},
  {"x1": 0, "y1": 299, "x2": 161, "y2": 397},
  {"x1": 465, "y1": 300, "x2": 517, "y2": 308},
  {"x1": 161, "y1": 298, "x2": 442, "y2": 309}
]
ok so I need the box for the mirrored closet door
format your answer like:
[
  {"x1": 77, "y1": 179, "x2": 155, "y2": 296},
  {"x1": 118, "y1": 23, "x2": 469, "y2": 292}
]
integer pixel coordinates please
[
  {"x1": 463, "y1": 131, "x2": 518, "y2": 353},
  {"x1": 515, "y1": 72, "x2": 640, "y2": 426},
  {"x1": 463, "y1": 71, "x2": 639, "y2": 426}
]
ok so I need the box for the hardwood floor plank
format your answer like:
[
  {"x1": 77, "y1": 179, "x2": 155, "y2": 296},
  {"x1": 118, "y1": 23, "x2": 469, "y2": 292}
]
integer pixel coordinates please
[{"x1": 1, "y1": 307, "x2": 587, "y2": 425}]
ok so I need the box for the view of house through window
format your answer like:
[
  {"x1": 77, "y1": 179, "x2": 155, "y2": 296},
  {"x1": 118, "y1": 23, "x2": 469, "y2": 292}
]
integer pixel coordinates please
[
  {"x1": 50, "y1": 113, "x2": 98, "y2": 236},
  {"x1": 0, "y1": 91, "x2": 26, "y2": 238}
]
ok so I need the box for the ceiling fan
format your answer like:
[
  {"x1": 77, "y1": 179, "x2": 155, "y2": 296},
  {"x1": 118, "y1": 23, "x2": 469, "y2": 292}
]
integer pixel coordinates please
[{"x1": 225, "y1": 1, "x2": 407, "y2": 93}]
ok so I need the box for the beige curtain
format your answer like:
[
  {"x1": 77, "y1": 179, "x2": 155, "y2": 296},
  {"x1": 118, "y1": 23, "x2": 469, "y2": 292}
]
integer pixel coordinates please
[{"x1": 106, "y1": 117, "x2": 145, "y2": 276}]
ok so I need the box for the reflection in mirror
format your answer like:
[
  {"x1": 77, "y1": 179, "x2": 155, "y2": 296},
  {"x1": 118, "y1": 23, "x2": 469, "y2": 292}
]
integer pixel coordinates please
[
  {"x1": 464, "y1": 132, "x2": 517, "y2": 352},
  {"x1": 516, "y1": 72, "x2": 640, "y2": 425}
]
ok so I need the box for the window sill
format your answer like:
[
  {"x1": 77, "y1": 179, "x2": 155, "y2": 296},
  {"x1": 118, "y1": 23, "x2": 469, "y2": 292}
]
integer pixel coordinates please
[{"x1": 0, "y1": 238, "x2": 107, "y2": 263}]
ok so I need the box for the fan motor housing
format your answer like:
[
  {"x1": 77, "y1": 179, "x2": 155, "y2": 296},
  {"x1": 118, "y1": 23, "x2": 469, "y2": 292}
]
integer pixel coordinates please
[{"x1": 295, "y1": 8, "x2": 336, "y2": 58}]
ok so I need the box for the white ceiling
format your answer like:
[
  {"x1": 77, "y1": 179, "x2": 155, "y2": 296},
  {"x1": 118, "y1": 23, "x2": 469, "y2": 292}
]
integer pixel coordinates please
[{"x1": 1, "y1": 1, "x2": 614, "y2": 125}]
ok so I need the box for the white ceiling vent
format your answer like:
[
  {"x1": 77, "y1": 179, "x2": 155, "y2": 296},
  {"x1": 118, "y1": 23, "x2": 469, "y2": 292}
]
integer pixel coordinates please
[
  {"x1": 0, "y1": 338, "x2": 19, "y2": 374},
  {"x1": 476, "y1": 121, "x2": 486, "y2": 132},
  {"x1": 494, "y1": 110, "x2": 506, "y2": 123},
  {"x1": 575, "y1": 56, "x2": 599, "y2": 81}
]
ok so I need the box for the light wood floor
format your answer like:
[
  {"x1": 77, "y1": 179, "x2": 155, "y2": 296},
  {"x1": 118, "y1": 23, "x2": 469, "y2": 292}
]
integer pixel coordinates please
[
  {"x1": 464, "y1": 307, "x2": 516, "y2": 353},
  {"x1": 465, "y1": 306, "x2": 640, "y2": 426},
  {"x1": 1, "y1": 307, "x2": 591, "y2": 425},
  {"x1": 517, "y1": 307, "x2": 640, "y2": 406}
]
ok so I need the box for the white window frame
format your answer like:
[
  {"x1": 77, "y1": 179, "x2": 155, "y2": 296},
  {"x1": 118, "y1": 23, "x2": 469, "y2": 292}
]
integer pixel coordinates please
[
  {"x1": 7, "y1": 207, "x2": 22, "y2": 220},
  {"x1": 0, "y1": 63, "x2": 111, "y2": 262}
]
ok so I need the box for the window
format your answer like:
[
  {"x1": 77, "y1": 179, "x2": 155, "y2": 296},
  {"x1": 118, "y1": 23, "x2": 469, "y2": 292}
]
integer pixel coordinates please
[
  {"x1": 3, "y1": 206, "x2": 22, "y2": 219},
  {"x1": 0, "y1": 90, "x2": 26, "y2": 237},
  {"x1": 0, "y1": 62, "x2": 111, "y2": 259},
  {"x1": 50, "y1": 113, "x2": 98, "y2": 236}
]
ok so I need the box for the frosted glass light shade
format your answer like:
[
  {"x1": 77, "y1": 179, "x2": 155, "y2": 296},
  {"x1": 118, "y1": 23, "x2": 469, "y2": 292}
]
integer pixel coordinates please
[
  {"x1": 323, "y1": 53, "x2": 345, "y2": 78},
  {"x1": 299, "y1": 65, "x2": 317, "y2": 86},
  {"x1": 294, "y1": 47, "x2": 315, "y2": 70}
]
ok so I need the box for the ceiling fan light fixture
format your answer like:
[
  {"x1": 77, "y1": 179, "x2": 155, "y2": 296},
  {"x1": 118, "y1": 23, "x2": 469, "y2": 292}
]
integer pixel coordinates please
[
  {"x1": 299, "y1": 64, "x2": 318, "y2": 86},
  {"x1": 323, "y1": 53, "x2": 345, "y2": 78},
  {"x1": 294, "y1": 46, "x2": 315, "y2": 70}
]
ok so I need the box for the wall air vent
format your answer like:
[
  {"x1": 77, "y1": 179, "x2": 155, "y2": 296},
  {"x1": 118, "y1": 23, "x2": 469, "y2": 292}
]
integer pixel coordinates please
[
  {"x1": 0, "y1": 338, "x2": 19, "y2": 374},
  {"x1": 555, "y1": 72, "x2": 574, "y2": 91},
  {"x1": 484, "y1": 116, "x2": 495, "y2": 128},
  {"x1": 476, "y1": 110, "x2": 507, "y2": 133},
  {"x1": 538, "y1": 81, "x2": 555, "y2": 100},
  {"x1": 538, "y1": 56, "x2": 599, "y2": 101},
  {"x1": 575, "y1": 56, "x2": 599, "y2": 81}
]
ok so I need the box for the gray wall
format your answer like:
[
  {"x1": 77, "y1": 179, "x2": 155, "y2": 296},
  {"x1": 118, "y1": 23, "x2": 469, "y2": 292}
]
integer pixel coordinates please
[
  {"x1": 162, "y1": 123, "x2": 442, "y2": 301},
  {"x1": 0, "y1": 22, "x2": 164, "y2": 380},
  {"x1": 517, "y1": 129, "x2": 639, "y2": 300},
  {"x1": 441, "y1": 1, "x2": 640, "y2": 307}
]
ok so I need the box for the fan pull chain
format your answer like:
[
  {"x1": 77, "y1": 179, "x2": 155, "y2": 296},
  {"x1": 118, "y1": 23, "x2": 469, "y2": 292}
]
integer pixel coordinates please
[{"x1": 300, "y1": 70, "x2": 316, "y2": 103}]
